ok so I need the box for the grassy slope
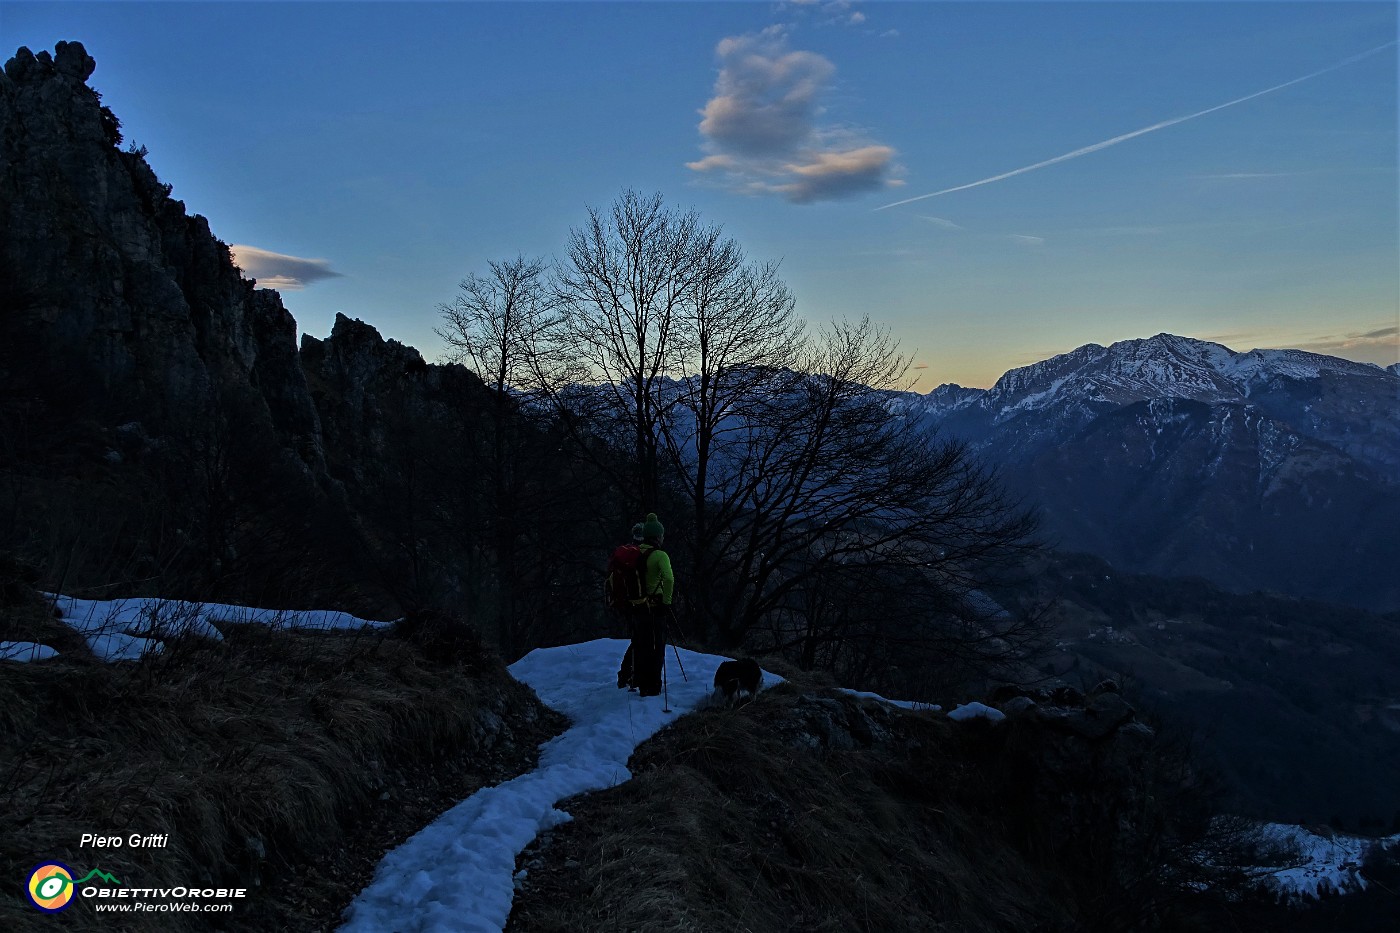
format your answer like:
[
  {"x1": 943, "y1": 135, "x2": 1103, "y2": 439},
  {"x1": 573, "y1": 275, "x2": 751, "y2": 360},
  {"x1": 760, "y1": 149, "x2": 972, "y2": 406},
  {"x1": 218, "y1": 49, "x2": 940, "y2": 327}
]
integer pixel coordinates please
[
  {"x1": 0, "y1": 588, "x2": 566, "y2": 932},
  {"x1": 507, "y1": 676, "x2": 1228, "y2": 933}
]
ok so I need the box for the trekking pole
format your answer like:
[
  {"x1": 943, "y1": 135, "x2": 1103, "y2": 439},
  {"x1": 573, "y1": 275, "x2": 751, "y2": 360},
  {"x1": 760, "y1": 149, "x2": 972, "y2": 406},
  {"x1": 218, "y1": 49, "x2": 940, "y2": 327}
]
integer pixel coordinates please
[
  {"x1": 667, "y1": 606, "x2": 690, "y2": 645},
  {"x1": 661, "y1": 628, "x2": 671, "y2": 714},
  {"x1": 666, "y1": 608, "x2": 689, "y2": 682}
]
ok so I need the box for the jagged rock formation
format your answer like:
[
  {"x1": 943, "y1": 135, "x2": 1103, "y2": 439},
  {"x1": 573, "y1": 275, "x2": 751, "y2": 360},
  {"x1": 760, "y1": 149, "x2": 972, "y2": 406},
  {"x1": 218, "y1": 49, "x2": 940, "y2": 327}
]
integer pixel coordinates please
[
  {"x1": 0, "y1": 43, "x2": 509, "y2": 611},
  {"x1": 900, "y1": 334, "x2": 1400, "y2": 610},
  {"x1": 0, "y1": 42, "x2": 322, "y2": 462},
  {"x1": 301, "y1": 313, "x2": 485, "y2": 489}
]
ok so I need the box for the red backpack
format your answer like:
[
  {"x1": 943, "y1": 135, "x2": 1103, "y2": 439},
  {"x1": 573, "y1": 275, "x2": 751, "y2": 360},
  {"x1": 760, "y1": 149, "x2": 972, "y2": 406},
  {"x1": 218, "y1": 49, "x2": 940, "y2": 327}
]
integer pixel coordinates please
[{"x1": 605, "y1": 543, "x2": 653, "y2": 610}]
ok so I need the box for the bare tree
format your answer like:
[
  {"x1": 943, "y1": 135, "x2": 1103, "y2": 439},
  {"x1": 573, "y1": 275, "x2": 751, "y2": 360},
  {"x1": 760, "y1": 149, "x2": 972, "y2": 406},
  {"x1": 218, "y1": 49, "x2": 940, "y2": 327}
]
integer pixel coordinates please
[
  {"x1": 440, "y1": 193, "x2": 1043, "y2": 683},
  {"x1": 656, "y1": 253, "x2": 804, "y2": 638},
  {"x1": 554, "y1": 189, "x2": 716, "y2": 511},
  {"x1": 664, "y1": 317, "x2": 1041, "y2": 681},
  {"x1": 437, "y1": 255, "x2": 555, "y2": 402},
  {"x1": 435, "y1": 255, "x2": 554, "y2": 655}
]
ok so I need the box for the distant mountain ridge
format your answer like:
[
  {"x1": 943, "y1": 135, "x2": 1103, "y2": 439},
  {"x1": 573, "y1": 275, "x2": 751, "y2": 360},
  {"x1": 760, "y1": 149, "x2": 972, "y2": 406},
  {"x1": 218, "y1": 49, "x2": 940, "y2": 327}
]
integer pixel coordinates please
[
  {"x1": 907, "y1": 333, "x2": 1399, "y2": 478},
  {"x1": 899, "y1": 334, "x2": 1400, "y2": 611}
]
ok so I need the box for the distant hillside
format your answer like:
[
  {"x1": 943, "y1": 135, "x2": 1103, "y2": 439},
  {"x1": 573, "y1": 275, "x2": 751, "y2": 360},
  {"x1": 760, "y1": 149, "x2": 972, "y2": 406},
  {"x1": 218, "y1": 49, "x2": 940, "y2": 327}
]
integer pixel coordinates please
[
  {"x1": 990, "y1": 550, "x2": 1400, "y2": 829},
  {"x1": 900, "y1": 334, "x2": 1400, "y2": 611}
]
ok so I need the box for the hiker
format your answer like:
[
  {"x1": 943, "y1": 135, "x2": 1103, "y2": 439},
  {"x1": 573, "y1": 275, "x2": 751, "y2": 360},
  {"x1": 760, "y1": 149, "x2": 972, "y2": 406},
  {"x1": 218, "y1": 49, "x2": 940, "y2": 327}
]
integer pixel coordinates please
[
  {"x1": 609, "y1": 521, "x2": 645, "y2": 689},
  {"x1": 630, "y1": 513, "x2": 674, "y2": 697},
  {"x1": 604, "y1": 512, "x2": 674, "y2": 696}
]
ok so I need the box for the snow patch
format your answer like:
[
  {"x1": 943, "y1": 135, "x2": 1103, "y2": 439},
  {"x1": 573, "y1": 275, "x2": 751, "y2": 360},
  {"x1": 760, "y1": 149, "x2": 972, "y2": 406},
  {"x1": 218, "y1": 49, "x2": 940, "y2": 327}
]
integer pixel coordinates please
[
  {"x1": 1255, "y1": 823, "x2": 1395, "y2": 900},
  {"x1": 0, "y1": 641, "x2": 59, "y2": 662},
  {"x1": 947, "y1": 701, "x2": 1006, "y2": 723},
  {"x1": 48, "y1": 594, "x2": 392, "y2": 662},
  {"x1": 838, "y1": 688, "x2": 940, "y2": 712}
]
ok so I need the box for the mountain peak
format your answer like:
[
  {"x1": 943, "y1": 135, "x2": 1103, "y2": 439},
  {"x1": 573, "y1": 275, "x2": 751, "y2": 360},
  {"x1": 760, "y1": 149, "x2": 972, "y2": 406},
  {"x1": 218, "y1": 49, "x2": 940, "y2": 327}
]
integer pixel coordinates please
[
  {"x1": 1106, "y1": 333, "x2": 1235, "y2": 364},
  {"x1": 986, "y1": 333, "x2": 1238, "y2": 411},
  {"x1": 984, "y1": 334, "x2": 1391, "y2": 415}
]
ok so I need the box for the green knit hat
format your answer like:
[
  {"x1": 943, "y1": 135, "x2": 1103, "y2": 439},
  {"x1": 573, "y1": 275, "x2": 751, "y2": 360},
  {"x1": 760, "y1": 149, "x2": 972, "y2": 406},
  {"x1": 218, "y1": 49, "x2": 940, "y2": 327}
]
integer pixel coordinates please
[{"x1": 641, "y1": 512, "x2": 665, "y2": 540}]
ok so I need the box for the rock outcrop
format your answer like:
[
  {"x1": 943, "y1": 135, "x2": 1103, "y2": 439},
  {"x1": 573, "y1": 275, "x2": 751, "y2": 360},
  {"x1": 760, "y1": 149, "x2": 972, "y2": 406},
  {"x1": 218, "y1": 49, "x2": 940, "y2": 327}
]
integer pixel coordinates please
[{"x1": 0, "y1": 42, "x2": 321, "y2": 465}]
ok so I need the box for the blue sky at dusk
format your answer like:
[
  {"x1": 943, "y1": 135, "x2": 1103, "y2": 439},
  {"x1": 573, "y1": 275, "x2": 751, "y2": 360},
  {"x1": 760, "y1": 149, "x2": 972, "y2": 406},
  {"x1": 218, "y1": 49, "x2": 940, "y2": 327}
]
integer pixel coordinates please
[{"x1": 4, "y1": 1, "x2": 1395, "y2": 388}]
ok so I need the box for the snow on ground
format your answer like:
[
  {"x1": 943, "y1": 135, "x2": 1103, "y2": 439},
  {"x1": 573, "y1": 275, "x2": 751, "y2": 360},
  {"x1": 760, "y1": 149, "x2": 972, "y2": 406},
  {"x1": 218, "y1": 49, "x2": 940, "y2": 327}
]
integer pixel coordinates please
[
  {"x1": 0, "y1": 641, "x2": 59, "y2": 662},
  {"x1": 341, "y1": 638, "x2": 780, "y2": 933},
  {"x1": 838, "y1": 687, "x2": 940, "y2": 712},
  {"x1": 45, "y1": 594, "x2": 391, "y2": 661},
  {"x1": 1255, "y1": 823, "x2": 1398, "y2": 899},
  {"x1": 947, "y1": 700, "x2": 1006, "y2": 722}
]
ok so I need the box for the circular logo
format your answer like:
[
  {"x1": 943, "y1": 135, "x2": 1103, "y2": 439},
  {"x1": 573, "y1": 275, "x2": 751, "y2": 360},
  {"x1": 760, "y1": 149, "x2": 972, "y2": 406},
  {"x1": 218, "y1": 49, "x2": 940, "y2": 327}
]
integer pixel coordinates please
[{"x1": 27, "y1": 862, "x2": 76, "y2": 913}]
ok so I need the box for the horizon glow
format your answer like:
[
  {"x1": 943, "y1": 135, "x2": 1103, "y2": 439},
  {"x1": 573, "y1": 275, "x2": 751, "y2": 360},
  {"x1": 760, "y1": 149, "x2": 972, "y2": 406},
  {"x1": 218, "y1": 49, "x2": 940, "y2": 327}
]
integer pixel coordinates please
[{"x1": 2, "y1": 1, "x2": 1395, "y2": 389}]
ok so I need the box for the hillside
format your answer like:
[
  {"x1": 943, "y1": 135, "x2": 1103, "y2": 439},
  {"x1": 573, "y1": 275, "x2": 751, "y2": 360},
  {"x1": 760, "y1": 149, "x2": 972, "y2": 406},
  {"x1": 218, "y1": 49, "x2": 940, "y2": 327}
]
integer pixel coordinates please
[
  {"x1": 989, "y1": 551, "x2": 1400, "y2": 829},
  {"x1": 0, "y1": 573, "x2": 567, "y2": 931},
  {"x1": 900, "y1": 334, "x2": 1400, "y2": 611},
  {"x1": 1, "y1": 581, "x2": 1279, "y2": 932}
]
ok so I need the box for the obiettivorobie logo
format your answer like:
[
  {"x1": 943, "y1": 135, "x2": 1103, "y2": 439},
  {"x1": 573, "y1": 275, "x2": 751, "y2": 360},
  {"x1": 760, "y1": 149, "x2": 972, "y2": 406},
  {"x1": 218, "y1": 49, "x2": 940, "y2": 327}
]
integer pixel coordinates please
[
  {"x1": 26, "y1": 861, "x2": 122, "y2": 913},
  {"x1": 24, "y1": 859, "x2": 247, "y2": 915}
]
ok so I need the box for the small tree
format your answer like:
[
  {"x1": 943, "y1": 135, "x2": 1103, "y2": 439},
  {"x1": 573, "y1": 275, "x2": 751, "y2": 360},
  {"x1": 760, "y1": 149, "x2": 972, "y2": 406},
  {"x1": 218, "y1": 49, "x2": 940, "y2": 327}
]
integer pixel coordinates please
[{"x1": 436, "y1": 256, "x2": 555, "y2": 656}]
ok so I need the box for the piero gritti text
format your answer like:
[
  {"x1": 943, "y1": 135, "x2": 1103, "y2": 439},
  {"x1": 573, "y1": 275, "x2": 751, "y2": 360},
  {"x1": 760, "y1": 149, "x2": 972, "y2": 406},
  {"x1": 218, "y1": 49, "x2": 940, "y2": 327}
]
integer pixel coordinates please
[{"x1": 80, "y1": 832, "x2": 170, "y2": 848}]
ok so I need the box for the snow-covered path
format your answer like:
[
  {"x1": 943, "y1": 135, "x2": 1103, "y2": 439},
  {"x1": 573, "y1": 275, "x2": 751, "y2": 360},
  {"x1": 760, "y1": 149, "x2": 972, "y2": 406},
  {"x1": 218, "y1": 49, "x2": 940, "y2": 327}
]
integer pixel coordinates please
[{"x1": 340, "y1": 638, "x2": 774, "y2": 933}]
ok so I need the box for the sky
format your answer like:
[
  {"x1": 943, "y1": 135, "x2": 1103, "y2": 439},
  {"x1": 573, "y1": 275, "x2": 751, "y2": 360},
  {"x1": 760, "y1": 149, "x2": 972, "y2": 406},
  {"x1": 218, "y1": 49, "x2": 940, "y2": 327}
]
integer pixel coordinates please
[{"x1": 3, "y1": 1, "x2": 1396, "y2": 388}]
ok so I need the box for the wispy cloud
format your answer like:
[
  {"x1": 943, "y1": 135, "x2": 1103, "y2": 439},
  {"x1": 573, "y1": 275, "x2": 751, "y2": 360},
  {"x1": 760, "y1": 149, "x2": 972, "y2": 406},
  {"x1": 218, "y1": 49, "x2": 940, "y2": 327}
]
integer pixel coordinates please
[
  {"x1": 231, "y1": 245, "x2": 343, "y2": 290},
  {"x1": 876, "y1": 41, "x2": 1397, "y2": 211},
  {"x1": 797, "y1": 0, "x2": 868, "y2": 28},
  {"x1": 1007, "y1": 234, "x2": 1045, "y2": 245},
  {"x1": 1201, "y1": 330, "x2": 1268, "y2": 347},
  {"x1": 1292, "y1": 325, "x2": 1398, "y2": 353},
  {"x1": 1358, "y1": 327, "x2": 1399, "y2": 340},
  {"x1": 1222, "y1": 325, "x2": 1400, "y2": 366},
  {"x1": 919, "y1": 215, "x2": 963, "y2": 230},
  {"x1": 688, "y1": 28, "x2": 901, "y2": 203},
  {"x1": 696, "y1": 27, "x2": 832, "y2": 158},
  {"x1": 779, "y1": 145, "x2": 900, "y2": 202}
]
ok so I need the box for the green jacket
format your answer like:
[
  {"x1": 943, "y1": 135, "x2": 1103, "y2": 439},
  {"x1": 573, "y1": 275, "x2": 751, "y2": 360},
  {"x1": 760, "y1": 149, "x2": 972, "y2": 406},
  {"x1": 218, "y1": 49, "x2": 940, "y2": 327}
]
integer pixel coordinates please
[{"x1": 638, "y1": 544, "x2": 674, "y2": 606}]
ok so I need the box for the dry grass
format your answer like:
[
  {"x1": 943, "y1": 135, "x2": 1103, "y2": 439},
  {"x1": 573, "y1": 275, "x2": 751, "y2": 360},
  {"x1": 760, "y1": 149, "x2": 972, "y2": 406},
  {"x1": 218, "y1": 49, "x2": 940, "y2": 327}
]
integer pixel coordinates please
[
  {"x1": 508, "y1": 685, "x2": 1072, "y2": 933},
  {"x1": 0, "y1": 587, "x2": 565, "y2": 932}
]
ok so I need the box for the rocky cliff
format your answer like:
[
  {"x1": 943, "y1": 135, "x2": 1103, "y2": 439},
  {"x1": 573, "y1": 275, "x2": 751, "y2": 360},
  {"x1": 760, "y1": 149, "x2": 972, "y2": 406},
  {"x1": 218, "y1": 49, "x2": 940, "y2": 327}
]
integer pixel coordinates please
[{"x1": 0, "y1": 41, "x2": 321, "y2": 464}]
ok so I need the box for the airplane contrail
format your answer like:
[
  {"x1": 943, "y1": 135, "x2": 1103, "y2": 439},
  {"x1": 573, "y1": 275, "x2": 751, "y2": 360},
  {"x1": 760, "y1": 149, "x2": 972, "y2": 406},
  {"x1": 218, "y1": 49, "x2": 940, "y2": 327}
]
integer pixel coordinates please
[{"x1": 875, "y1": 41, "x2": 1397, "y2": 212}]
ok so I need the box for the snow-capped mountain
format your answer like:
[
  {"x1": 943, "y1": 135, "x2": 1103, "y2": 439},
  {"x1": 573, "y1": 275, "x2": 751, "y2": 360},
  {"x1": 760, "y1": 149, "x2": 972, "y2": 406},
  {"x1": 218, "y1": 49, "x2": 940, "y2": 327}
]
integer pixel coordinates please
[
  {"x1": 903, "y1": 333, "x2": 1400, "y2": 478},
  {"x1": 901, "y1": 335, "x2": 1400, "y2": 611}
]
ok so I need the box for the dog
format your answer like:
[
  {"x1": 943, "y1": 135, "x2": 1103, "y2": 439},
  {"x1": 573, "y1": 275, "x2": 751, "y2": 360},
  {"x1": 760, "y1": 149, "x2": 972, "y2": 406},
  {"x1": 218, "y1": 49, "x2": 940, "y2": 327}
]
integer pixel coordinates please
[{"x1": 711, "y1": 658, "x2": 763, "y2": 708}]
